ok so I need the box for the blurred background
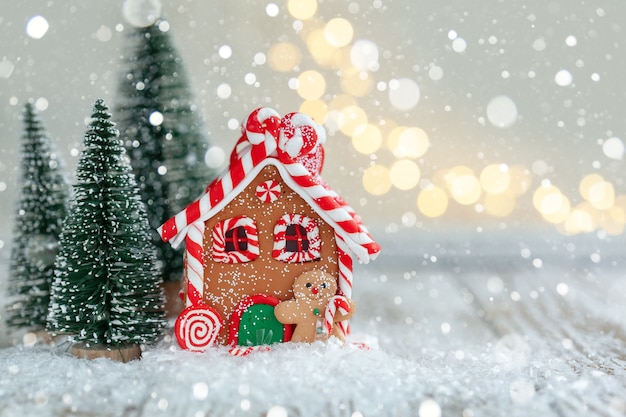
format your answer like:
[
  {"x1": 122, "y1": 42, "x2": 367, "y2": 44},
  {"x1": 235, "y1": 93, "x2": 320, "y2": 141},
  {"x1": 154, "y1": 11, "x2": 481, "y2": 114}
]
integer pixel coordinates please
[{"x1": 1, "y1": 0, "x2": 625, "y2": 256}]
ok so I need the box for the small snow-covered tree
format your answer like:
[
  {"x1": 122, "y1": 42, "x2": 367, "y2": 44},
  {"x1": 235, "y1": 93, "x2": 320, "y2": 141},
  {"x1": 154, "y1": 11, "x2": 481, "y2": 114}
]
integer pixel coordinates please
[
  {"x1": 115, "y1": 18, "x2": 217, "y2": 283},
  {"x1": 6, "y1": 103, "x2": 69, "y2": 331},
  {"x1": 47, "y1": 99, "x2": 165, "y2": 347}
]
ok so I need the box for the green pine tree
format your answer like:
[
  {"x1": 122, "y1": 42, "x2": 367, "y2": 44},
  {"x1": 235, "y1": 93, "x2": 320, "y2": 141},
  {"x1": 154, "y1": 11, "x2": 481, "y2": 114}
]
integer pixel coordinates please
[
  {"x1": 7, "y1": 103, "x2": 69, "y2": 330},
  {"x1": 47, "y1": 99, "x2": 165, "y2": 346},
  {"x1": 115, "y1": 19, "x2": 217, "y2": 282}
]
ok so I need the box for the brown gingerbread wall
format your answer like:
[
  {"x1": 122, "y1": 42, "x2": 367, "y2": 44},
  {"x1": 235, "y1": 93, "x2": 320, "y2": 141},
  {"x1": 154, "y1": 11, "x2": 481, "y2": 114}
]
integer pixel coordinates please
[{"x1": 201, "y1": 164, "x2": 339, "y2": 343}]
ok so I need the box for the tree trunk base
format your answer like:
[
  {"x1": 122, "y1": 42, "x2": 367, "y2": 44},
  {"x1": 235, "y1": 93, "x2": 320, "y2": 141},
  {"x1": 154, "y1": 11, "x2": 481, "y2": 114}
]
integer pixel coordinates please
[{"x1": 70, "y1": 342, "x2": 142, "y2": 362}]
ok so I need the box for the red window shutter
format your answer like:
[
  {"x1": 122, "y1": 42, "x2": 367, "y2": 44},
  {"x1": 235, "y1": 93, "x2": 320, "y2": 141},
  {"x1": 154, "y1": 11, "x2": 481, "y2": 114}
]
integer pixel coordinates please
[{"x1": 285, "y1": 224, "x2": 309, "y2": 252}]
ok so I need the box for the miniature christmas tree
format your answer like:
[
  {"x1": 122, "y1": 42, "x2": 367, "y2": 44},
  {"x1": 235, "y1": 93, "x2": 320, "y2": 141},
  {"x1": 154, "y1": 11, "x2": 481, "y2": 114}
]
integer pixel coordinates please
[
  {"x1": 115, "y1": 18, "x2": 217, "y2": 285},
  {"x1": 47, "y1": 99, "x2": 165, "y2": 360},
  {"x1": 6, "y1": 103, "x2": 69, "y2": 332}
]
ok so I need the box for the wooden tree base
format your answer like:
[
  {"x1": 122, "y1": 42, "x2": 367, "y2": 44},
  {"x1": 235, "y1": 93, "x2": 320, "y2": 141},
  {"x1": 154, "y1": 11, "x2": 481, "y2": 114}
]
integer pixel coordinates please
[{"x1": 70, "y1": 343, "x2": 142, "y2": 362}]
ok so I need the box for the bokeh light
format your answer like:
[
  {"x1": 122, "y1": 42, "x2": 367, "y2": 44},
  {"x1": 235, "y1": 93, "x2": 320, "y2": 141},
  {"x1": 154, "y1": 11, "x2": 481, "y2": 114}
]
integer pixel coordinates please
[
  {"x1": 362, "y1": 164, "x2": 391, "y2": 196},
  {"x1": 602, "y1": 137, "x2": 624, "y2": 160},
  {"x1": 483, "y1": 192, "x2": 516, "y2": 217},
  {"x1": 340, "y1": 68, "x2": 374, "y2": 97},
  {"x1": 338, "y1": 105, "x2": 368, "y2": 136},
  {"x1": 299, "y1": 99, "x2": 328, "y2": 125},
  {"x1": 480, "y1": 164, "x2": 510, "y2": 195},
  {"x1": 351, "y1": 124, "x2": 382, "y2": 155},
  {"x1": 350, "y1": 40, "x2": 379, "y2": 71},
  {"x1": 388, "y1": 127, "x2": 430, "y2": 159},
  {"x1": 445, "y1": 166, "x2": 482, "y2": 205},
  {"x1": 122, "y1": 0, "x2": 161, "y2": 28},
  {"x1": 563, "y1": 205, "x2": 595, "y2": 235},
  {"x1": 486, "y1": 96, "x2": 518, "y2": 128},
  {"x1": 287, "y1": 0, "x2": 317, "y2": 20},
  {"x1": 26, "y1": 15, "x2": 49, "y2": 39},
  {"x1": 586, "y1": 180, "x2": 615, "y2": 210},
  {"x1": 296, "y1": 70, "x2": 326, "y2": 100},
  {"x1": 417, "y1": 185, "x2": 448, "y2": 218},
  {"x1": 555, "y1": 69, "x2": 573, "y2": 87},
  {"x1": 324, "y1": 18, "x2": 354, "y2": 48},
  {"x1": 388, "y1": 78, "x2": 420, "y2": 111},
  {"x1": 533, "y1": 184, "x2": 567, "y2": 216},
  {"x1": 268, "y1": 42, "x2": 302, "y2": 72},
  {"x1": 389, "y1": 160, "x2": 420, "y2": 191},
  {"x1": 306, "y1": 29, "x2": 338, "y2": 68}
]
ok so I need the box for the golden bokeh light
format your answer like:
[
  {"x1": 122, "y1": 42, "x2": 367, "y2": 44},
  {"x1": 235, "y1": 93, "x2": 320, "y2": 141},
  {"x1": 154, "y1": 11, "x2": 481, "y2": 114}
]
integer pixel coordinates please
[
  {"x1": 417, "y1": 185, "x2": 449, "y2": 218},
  {"x1": 388, "y1": 127, "x2": 430, "y2": 159},
  {"x1": 541, "y1": 194, "x2": 570, "y2": 224},
  {"x1": 299, "y1": 99, "x2": 328, "y2": 125},
  {"x1": 287, "y1": 0, "x2": 318, "y2": 20},
  {"x1": 306, "y1": 29, "x2": 338, "y2": 67},
  {"x1": 351, "y1": 124, "x2": 382, "y2": 154},
  {"x1": 340, "y1": 67, "x2": 374, "y2": 97},
  {"x1": 389, "y1": 159, "x2": 420, "y2": 191},
  {"x1": 562, "y1": 204, "x2": 596, "y2": 235},
  {"x1": 587, "y1": 180, "x2": 615, "y2": 210},
  {"x1": 443, "y1": 166, "x2": 481, "y2": 205},
  {"x1": 272, "y1": 7, "x2": 624, "y2": 236},
  {"x1": 480, "y1": 164, "x2": 510, "y2": 195},
  {"x1": 324, "y1": 18, "x2": 354, "y2": 47},
  {"x1": 579, "y1": 173, "x2": 604, "y2": 202},
  {"x1": 533, "y1": 184, "x2": 564, "y2": 215},
  {"x1": 362, "y1": 164, "x2": 392, "y2": 196},
  {"x1": 483, "y1": 192, "x2": 516, "y2": 217},
  {"x1": 296, "y1": 70, "x2": 326, "y2": 100},
  {"x1": 339, "y1": 105, "x2": 368, "y2": 136},
  {"x1": 267, "y1": 42, "x2": 302, "y2": 72}
]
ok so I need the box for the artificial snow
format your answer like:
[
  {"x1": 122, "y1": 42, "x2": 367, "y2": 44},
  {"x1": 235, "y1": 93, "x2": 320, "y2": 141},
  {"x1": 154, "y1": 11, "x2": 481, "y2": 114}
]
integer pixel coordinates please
[{"x1": 2, "y1": 231, "x2": 626, "y2": 417}]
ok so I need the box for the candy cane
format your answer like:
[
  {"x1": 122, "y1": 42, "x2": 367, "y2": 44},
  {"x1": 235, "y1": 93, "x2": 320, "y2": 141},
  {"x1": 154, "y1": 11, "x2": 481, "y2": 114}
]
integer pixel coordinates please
[
  {"x1": 277, "y1": 112, "x2": 324, "y2": 161},
  {"x1": 323, "y1": 295, "x2": 352, "y2": 336}
]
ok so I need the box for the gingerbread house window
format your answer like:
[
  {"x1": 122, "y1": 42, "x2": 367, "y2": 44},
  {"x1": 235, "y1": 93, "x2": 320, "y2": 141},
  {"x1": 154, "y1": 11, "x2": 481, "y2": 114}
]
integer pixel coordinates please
[
  {"x1": 212, "y1": 216, "x2": 259, "y2": 263},
  {"x1": 272, "y1": 214, "x2": 321, "y2": 263}
]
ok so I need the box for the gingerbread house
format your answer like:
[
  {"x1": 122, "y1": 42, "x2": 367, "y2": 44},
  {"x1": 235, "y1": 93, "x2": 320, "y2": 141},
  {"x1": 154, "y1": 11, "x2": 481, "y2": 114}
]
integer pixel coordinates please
[{"x1": 158, "y1": 107, "x2": 381, "y2": 352}]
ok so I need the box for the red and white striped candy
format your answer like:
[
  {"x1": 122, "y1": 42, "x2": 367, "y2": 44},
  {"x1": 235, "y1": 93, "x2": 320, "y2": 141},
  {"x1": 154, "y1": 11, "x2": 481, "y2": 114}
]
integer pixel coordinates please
[
  {"x1": 175, "y1": 305, "x2": 223, "y2": 352},
  {"x1": 228, "y1": 345, "x2": 271, "y2": 357},
  {"x1": 212, "y1": 216, "x2": 259, "y2": 263},
  {"x1": 255, "y1": 180, "x2": 281, "y2": 203},
  {"x1": 277, "y1": 112, "x2": 324, "y2": 162},
  {"x1": 323, "y1": 295, "x2": 352, "y2": 336},
  {"x1": 272, "y1": 213, "x2": 321, "y2": 263}
]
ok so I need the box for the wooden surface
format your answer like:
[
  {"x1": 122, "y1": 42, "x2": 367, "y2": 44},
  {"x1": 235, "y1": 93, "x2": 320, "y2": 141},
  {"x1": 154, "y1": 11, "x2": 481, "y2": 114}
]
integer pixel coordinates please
[{"x1": 353, "y1": 232, "x2": 626, "y2": 416}]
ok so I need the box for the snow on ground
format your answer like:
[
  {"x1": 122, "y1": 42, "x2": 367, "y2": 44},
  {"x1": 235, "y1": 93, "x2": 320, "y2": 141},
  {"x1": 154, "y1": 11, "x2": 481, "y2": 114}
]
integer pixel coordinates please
[{"x1": 1, "y1": 231, "x2": 626, "y2": 417}]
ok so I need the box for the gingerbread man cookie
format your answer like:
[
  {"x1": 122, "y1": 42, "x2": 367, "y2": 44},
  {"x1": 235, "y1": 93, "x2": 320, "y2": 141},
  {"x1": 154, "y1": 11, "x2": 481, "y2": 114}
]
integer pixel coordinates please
[{"x1": 275, "y1": 269, "x2": 355, "y2": 343}]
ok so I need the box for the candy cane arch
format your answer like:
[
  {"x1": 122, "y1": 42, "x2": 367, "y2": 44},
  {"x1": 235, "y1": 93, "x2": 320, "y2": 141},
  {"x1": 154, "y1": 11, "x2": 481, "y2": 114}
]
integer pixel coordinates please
[
  {"x1": 212, "y1": 216, "x2": 259, "y2": 263},
  {"x1": 173, "y1": 222, "x2": 224, "y2": 351},
  {"x1": 334, "y1": 234, "x2": 353, "y2": 338}
]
